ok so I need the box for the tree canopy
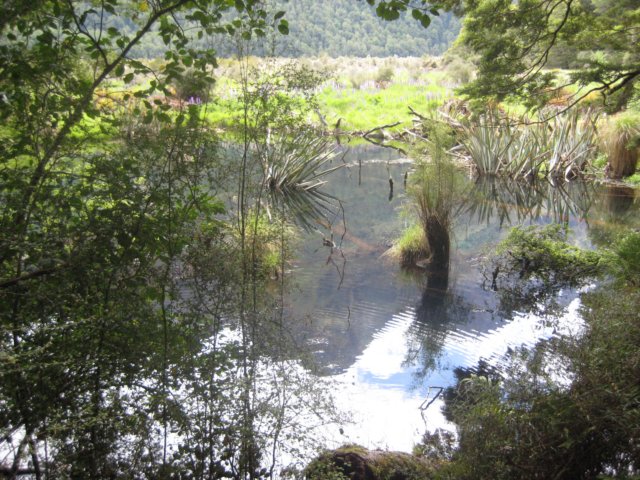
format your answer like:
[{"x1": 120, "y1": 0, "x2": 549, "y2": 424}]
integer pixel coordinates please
[
  {"x1": 366, "y1": 0, "x2": 640, "y2": 110},
  {"x1": 457, "y1": 0, "x2": 640, "y2": 110}
]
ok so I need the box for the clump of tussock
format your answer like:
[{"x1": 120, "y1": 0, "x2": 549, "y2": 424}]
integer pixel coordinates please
[{"x1": 599, "y1": 111, "x2": 640, "y2": 179}]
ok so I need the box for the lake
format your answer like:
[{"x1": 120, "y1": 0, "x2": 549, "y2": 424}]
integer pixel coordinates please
[{"x1": 283, "y1": 144, "x2": 639, "y2": 453}]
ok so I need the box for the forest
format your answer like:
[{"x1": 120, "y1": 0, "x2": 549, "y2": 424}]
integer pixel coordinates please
[
  {"x1": 107, "y1": 0, "x2": 461, "y2": 58},
  {"x1": 0, "y1": 0, "x2": 639, "y2": 478}
]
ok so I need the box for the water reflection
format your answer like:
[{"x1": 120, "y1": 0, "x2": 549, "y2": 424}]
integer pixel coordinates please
[
  {"x1": 465, "y1": 176, "x2": 597, "y2": 226},
  {"x1": 601, "y1": 184, "x2": 636, "y2": 217},
  {"x1": 288, "y1": 145, "x2": 640, "y2": 452}
]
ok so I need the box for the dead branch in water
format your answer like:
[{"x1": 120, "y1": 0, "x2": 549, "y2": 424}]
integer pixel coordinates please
[{"x1": 362, "y1": 121, "x2": 402, "y2": 139}]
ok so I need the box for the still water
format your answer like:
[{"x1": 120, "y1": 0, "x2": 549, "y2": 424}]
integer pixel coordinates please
[{"x1": 285, "y1": 145, "x2": 639, "y2": 452}]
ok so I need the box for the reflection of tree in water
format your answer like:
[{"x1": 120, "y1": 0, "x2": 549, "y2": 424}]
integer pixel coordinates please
[
  {"x1": 465, "y1": 177, "x2": 597, "y2": 226},
  {"x1": 403, "y1": 264, "x2": 472, "y2": 386},
  {"x1": 588, "y1": 184, "x2": 639, "y2": 248}
]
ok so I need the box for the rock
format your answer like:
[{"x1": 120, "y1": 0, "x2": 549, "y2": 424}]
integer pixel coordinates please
[{"x1": 305, "y1": 444, "x2": 436, "y2": 480}]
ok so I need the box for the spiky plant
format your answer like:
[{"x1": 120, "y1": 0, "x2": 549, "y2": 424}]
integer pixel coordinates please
[
  {"x1": 261, "y1": 133, "x2": 343, "y2": 231},
  {"x1": 459, "y1": 108, "x2": 598, "y2": 181}
]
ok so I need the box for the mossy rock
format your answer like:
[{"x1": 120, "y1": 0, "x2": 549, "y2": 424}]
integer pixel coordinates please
[{"x1": 305, "y1": 444, "x2": 436, "y2": 480}]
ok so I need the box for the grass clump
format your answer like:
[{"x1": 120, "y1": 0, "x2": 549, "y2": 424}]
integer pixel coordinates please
[
  {"x1": 599, "y1": 110, "x2": 640, "y2": 179},
  {"x1": 392, "y1": 223, "x2": 429, "y2": 268}
]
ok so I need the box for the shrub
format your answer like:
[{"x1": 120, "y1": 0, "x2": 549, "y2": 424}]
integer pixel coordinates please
[
  {"x1": 375, "y1": 66, "x2": 395, "y2": 85},
  {"x1": 172, "y1": 70, "x2": 214, "y2": 102}
]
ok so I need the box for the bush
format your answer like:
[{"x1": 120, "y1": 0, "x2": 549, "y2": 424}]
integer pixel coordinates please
[
  {"x1": 172, "y1": 70, "x2": 214, "y2": 102},
  {"x1": 375, "y1": 66, "x2": 395, "y2": 85}
]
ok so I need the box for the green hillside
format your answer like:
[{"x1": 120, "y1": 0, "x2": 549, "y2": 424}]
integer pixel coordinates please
[
  {"x1": 131, "y1": 0, "x2": 460, "y2": 58},
  {"x1": 267, "y1": 0, "x2": 460, "y2": 57}
]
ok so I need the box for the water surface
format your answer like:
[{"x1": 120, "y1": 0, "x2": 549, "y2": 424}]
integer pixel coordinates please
[{"x1": 285, "y1": 145, "x2": 639, "y2": 452}]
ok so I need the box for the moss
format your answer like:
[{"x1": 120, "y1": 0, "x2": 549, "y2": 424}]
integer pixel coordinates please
[
  {"x1": 627, "y1": 172, "x2": 640, "y2": 185},
  {"x1": 368, "y1": 451, "x2": 435, "y2": 480},
  {"x1": 305, "y1": 445, "x2": 437, "y2": 480},
  {"x1": 494, "y1": 224, "x2": 603, "y2": 285}
]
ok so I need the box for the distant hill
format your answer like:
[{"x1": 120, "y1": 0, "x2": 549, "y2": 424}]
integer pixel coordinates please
[
  {"x1": 132, "y1": 0, "x2": 461, "y2": 58},
  {"x1": 265, "y1": 0, "x2": 461, "y2": 57}
]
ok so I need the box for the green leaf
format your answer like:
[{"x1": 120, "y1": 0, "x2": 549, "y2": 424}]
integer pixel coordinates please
[
  {"x1": 274, "y1": 10, "x2": 285, "y2": 20},
  {"x1": 115, "y1": 63, "x2": 125, "y2": 77},
  {"x1": 277, "y1": 19, "x2": 289, "y2": 35}
]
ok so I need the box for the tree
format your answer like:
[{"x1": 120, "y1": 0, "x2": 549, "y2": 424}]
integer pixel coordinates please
[
  {"x1": 455, "y1": 0, "x2": 640, "y2": 111},
  {"x1": 0, "y1": 1, "x2": 291, "y2": 476},
  {"x1": 365, "y1": 0, "x2": 640, "y2": 111}
]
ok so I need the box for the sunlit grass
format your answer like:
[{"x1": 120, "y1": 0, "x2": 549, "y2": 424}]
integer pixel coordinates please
[
  {"x1": 317, "y1": 82, "x2": 449, "y2": 131},
  {"x1": 387, "y1": 223, "x2": 429, "y2": 267}
]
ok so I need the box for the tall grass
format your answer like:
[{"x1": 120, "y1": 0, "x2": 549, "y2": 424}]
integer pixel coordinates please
[
  {"x1": 599, "y1": 111, "x2": 640, "y2": 179},
  {"x1": 317, "y1": 82, "x2": 449, "y2": 132}
]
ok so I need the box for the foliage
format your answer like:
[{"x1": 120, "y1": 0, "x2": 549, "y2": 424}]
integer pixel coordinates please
[
  {"x1": 375, "y1": 66, "x2": 395, "y2": 84},
  {"x1": 440, "y1": 287, "x2": 640, "y2": 479},
  {"x1": 452, "y1": 0, "x2": 640, "y2": 111},
  {"x1": 463, "y1": 177, "x2": 596, "y2": 228},
  {"x1": 180, "y1": 0, "x2": 461, "y2": 58},
  {"x1": 0, "y1": 1, "x2": 345, "y2": 477},
  {"x1": 392, "y1": 224, "x2": 429, "y2": 268},
  {"x1": 443, "y1": 55, "x2": 474, "y2": 85},
  {"x1": 458, "y1": 108, "x2": 599, "y2": 180},
  {"x1": 434, "y1": 225, "x2": 640, "y2": 479},
  {"x1": 263, "y1": 134, "x2": 343, "y2": 231},
  {"x1": 484, "y1": 224, "x2": 602, "y2": 315},
  {"x1": 406, "y1": 122, "x2": 468, "y2": 270},
  {"x1": 318, "y1": 81, "x2": 449, "y2": 132},
  {"x1": 492, "y1": 224, "x2": 602, "y2": 284},
  {"x1": 305, "y1": 444, "x2": 437, "y2": 480},
  {"x1": 603, "y1": 231, "x2": 640, "y2": 286}
]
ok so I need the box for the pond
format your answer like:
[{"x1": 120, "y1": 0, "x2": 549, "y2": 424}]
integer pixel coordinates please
[{"x1": 284, "y1": 144, "x2": 639, "y2": 453}]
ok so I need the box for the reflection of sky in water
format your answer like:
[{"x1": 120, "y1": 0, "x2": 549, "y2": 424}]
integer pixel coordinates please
[
  {"x1": 325, "y1": 299, "x2": 584, "y2": 452},
  {"x1": 287, "y1": 145, "x2": 638, "y2": 453}
]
